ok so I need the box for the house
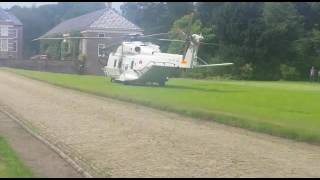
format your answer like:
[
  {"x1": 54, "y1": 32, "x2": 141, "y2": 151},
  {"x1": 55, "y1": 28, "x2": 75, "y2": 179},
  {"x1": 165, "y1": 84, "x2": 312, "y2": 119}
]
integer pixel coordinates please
[
  {"x1": 0, "y1": 8, "x2": 23, "y2": 60},
  {"x1": 39, "y1": 4, "x2": 143, "y2": 75}
]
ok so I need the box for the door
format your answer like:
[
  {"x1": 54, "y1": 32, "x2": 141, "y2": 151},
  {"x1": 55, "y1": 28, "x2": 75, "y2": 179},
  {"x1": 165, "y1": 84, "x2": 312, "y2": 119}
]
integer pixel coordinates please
[{"x1": 104, "y1": 55, "x2": 121, "y2": 77}]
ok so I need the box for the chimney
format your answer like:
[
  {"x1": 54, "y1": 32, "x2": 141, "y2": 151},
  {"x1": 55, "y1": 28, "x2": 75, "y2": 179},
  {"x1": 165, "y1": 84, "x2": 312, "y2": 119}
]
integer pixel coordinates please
[{"x1": 105, "y1": 2, "x2": 112, "y2": 9}]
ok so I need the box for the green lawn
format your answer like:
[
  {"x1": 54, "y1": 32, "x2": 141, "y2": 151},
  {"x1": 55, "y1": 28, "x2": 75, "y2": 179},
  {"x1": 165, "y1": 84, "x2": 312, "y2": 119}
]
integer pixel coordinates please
[
  {"x1": 5, "y1": 68, "x2": 320, "y2": 144},
  {"x1": 0, "y1": 136, "x2": 33, "y2": 177}
]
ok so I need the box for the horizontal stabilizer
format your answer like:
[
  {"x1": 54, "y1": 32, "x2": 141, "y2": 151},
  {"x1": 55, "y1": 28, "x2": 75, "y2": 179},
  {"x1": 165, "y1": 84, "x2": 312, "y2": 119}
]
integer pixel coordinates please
[{"x1": 194, "y1": 63, "x2": 234, "y2": 68}]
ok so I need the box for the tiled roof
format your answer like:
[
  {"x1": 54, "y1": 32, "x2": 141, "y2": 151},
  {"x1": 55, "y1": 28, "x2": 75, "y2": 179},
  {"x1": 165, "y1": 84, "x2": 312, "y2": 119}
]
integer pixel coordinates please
[
  {"x1": 89, "y1": 9, "x2": 141, "y2": 31},
  {"x1": 0, "y1": 8, "x2": 22, "y2": 26},
  {"x1": 42, "y1": 8, "x2": 143, "y2": 38}
]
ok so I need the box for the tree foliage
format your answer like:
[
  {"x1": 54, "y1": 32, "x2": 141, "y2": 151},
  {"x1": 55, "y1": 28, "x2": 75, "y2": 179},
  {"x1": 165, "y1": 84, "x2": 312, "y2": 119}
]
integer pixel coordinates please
[
  {"x1": 167, "y1": 14, "x2": 203, "y2": 54},
  {"x1": 7, "y1": 2, "x2": 320, "y2": 80}
]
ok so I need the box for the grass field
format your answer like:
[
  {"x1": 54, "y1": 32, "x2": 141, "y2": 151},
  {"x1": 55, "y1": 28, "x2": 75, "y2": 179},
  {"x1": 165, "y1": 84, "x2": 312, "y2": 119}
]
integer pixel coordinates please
[
  {"x1": 0, "y1": 136, "x2": 33, "y2": 177},
  {"x1": 5, "y1": 68, "x2": 320, "y2": 144}
]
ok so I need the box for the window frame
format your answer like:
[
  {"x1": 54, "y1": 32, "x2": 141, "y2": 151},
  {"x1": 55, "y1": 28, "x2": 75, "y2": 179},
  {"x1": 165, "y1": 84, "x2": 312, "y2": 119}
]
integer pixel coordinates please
[
  {"x1": 98, "y1": 33, "x2": 105, "y2": 38},
  {"x1": 98, "y1": 44, "x2": 106, "y2": 57},
  {"x1": 8, "y1": 29, "x2": 17, "y2": 38},
  {"x1": 0, "y1": 39, "x2": 8, "y2": 52},
  {"x1": 10, "y1": 40, "x2": 17, "y2": 52},
  {"x1": 0, "y1": 26, "x2": 9, "y2": 37}
]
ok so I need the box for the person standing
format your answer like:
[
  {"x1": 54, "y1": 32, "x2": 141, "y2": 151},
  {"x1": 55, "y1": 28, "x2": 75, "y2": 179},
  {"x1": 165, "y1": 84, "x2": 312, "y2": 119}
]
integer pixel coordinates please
[{"x1": 310, "y1": 66, "x2": 315, "y2": 81}]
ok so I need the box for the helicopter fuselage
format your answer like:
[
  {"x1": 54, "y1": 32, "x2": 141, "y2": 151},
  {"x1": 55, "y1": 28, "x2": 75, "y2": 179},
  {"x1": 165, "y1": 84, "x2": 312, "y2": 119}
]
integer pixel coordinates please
[
  {"x1": 103, "y1": 41, "x2": 185, "y2": 85},
  {"x1": 102, "y1": 34, "x2": 233, "y2": 86}
]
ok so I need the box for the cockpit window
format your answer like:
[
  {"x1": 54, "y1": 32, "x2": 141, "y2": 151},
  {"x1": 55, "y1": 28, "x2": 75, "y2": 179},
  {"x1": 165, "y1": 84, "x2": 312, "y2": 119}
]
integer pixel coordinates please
[{"x1": 135, "y1": 46, "x2": 141, "y2": 53}]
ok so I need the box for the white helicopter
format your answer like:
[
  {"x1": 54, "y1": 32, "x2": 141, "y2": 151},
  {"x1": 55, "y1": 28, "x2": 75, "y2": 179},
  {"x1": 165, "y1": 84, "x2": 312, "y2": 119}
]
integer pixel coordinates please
[
  {"x1": 99, "y1": 33, "x2": 233, "y2": 86},
  {"x1": 35, "y1": 13, "x2": 233, "y2": 86}
]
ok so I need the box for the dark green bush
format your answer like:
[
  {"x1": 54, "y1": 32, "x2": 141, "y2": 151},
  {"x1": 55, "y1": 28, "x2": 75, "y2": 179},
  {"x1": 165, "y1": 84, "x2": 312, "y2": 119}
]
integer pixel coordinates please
[
  {"x1": 239, "y1": 63, "x2": 254, "y2": 80},
  {"x1": 280, "y1": 64, "x2": 300, "y2": 80}
]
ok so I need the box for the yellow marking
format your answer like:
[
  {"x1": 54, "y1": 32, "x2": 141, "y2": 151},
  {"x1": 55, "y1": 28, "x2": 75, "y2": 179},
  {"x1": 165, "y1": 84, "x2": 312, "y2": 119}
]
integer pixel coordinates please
[{"x1": 181, "y1": 59, "x2": 187, "y2": 64}]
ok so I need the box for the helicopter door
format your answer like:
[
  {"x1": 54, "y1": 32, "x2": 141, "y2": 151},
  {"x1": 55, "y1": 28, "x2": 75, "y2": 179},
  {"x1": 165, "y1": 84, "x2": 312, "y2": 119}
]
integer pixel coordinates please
[
  {"x1": 104, "y1": 57, "x2": 121, "y2": 77},
  {"x1": 118, "y1": 59, "x2": 123, "y2": 69},
  {"x1": 113, "y1": 60, "x2": 117, "y2": 68}
]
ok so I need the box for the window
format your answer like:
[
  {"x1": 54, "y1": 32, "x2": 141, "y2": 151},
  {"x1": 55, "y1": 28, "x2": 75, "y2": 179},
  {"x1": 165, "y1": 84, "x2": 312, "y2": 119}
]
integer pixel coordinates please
[
  {"x1": 8, "y1": 41, "x2": 17, "y2": 52},
  {"x1": 134, "y1": 46, "x2": 141, "y2": 53},
  {"x1": 62, "y1": 41, "x2": 70, "y2": 53},
  {"x1": 0, "y1": 39, "x2": 8, "y2": 52},
  {"x1": 12, "y1": 41, "x2": 17, "y2": 52},
  {"x1": 98, "y1": 33, "x2": 105, "y2": 37},
  {"x1": 0, "y1": 26, "x2": 8, "y2": 37},
  {"x1": 9, "y1": 29, "x2": 17, "y2": 38},
  {"x1": 98, "y1": 44, "x2": 105, "y2": 57},
  {"x1": 118, "y1": 60, "x2": 122, "y2": 68}
]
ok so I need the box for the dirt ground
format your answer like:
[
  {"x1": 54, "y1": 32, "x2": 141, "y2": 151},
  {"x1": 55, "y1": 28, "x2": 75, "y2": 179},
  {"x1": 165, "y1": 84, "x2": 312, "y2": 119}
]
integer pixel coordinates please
[
  {"x1": 0, "y1": 110, "x2": 82, "y2": 178},
  {"x1": 0, "y1": 70, "x2": 319, "y2": 177}
]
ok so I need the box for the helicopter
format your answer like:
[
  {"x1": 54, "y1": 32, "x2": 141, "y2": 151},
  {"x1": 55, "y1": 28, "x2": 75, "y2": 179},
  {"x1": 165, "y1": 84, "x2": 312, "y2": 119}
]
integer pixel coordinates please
[{"x1": 34, "y1": 13, "x2": 233, "y2": 86}]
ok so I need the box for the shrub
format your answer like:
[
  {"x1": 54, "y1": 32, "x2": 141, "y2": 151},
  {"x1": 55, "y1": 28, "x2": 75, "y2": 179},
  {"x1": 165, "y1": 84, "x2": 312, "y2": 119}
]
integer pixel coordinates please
[
  {"x1": 239, "y1": 63, "x2": 254, "y2": 80},
  {"x1": 73, "y1": 53, "x2": 87, "y2": 74},
  {"x1": 78, "y1": 53, "x2": 87, "y2": 63},
  {"x1": 280, "y1": 64, "x2": 300, "y2": 80}
]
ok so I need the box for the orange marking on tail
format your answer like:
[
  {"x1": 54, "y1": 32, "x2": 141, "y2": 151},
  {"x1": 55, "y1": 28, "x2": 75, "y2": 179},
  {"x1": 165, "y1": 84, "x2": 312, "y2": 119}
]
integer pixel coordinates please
[{"x1": 181, "y1": 59, "x2": 187, "y2": 64}]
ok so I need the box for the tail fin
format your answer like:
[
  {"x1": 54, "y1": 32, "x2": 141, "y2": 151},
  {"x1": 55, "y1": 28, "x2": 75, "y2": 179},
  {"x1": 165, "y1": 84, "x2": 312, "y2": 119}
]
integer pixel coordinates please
[
  {"x1": 179, "y1": 45, "x2": 197, "y2": 68},
  {"x1": 179, "y1": 34, "x2": 203, "y2": 68}
]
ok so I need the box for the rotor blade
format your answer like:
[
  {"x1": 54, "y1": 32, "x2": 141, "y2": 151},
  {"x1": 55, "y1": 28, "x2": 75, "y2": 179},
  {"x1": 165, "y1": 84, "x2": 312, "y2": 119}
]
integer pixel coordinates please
[
  {"x1": 33, "y1": 36, "x2": 114, "y2": 41},
  {"x1": 186, "y1": 12, "x2": 194, "y2": 37},
  {"x1": 34, "y1": 33, "x2": 171, "y2": 42},
  {"x1": 200, "y1": 42, "x2": 220, "y2": 46},
  {"x1": 182, "y1": 13, "x2": 194, "y2": 59},
  {"x1": 139, "y1": 33, "x2": 169, "y2": 38},
  {"x1": 67, "y1": 36, "x2": 113, "y2": 39},
  {"x1": 197, "y1": 57, "x2": 208, "y2": 65},
  {"x1": 182, "y1": 40, "x2": 190, "y2": 59},
  {"x1": 156, "y1": 38, "x2": 185, "y2": 42},
  {"x1": 194, "y1": 63, "x2": 234, "y2": 68},
  {"x1": 32, "y1": 37, "x2": 64, "y2": 41}
]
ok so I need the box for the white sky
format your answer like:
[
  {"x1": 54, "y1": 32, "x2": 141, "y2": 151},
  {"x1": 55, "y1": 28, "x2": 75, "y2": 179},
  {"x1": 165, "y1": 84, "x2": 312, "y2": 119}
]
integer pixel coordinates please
[{"x1": 0, "y1": 2, "x2": 123, "y2": 11}]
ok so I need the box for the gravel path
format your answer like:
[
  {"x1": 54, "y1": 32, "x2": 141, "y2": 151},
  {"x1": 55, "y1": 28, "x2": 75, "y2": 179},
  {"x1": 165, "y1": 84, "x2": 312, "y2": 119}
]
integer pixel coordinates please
[
  {"x1": 0, "y1": 70, "x2": 319, "y2": 177},
  {"x1": 0, "y1": 110, "x2": 83, "y2": 178}
]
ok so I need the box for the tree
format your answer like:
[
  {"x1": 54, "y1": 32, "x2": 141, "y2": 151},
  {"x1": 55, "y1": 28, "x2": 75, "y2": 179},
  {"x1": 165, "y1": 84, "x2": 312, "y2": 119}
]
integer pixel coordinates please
[
  {"x1": 121, "y1": 2, "x2": 193, "y2": 34},
  {"x1": 121, "y1": 2, "x2": 194, "y2": 52},
  {"x1": 197, "y1": 2, "x2": 265, "y2": 79},
  {"x1": 8, "y1": 2, "x2": 320, "y2": 80},
  {"x1": 256, "y1": 2, "x2": 304, "y2": 80},
  {"x1": 167, "y1": 13, "x2": 203, "y2": 54}
]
